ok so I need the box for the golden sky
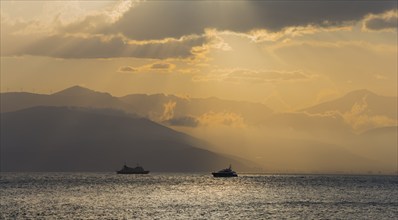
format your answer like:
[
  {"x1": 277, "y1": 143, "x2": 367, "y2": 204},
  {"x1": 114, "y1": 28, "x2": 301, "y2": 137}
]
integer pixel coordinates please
[
  {"x1": 1, "y1": 0, "x2": 397, "y2": 173},
  {"x1": 1, "y1": 0, "x2": 397, "y2": 110}
]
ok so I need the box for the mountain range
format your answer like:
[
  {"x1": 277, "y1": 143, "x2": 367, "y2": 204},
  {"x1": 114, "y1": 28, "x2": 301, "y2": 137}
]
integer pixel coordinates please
[
  {"x1": 1, "y1": 86, "x2": 396, "y2": 173},
  {"x1": 1, "y1": 85, "x2": 273, "y2": 126},
  {"x1": 2, "y1": 86, "x2": 396, "y2": 131}
]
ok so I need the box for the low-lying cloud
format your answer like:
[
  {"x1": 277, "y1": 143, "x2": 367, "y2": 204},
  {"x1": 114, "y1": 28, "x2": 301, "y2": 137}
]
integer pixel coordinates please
[
  {"x1": 163, "y1": 116, "x2": 199, "y2": 127},
  {"x1": 160, "y1": 101, "x2": 177, "y2": 121},
  {"x1": 118, "y1": 66, "x2": 137, "y2": 72},
  {"x1": 198, "y1": 112, "x2": 246, "y2": 128},
  {"x1": 2, "y1": 34, "x2": 206, "y2": 59},
  {"x1": 193, "y1": 69, "x2": 312, "y2": 83},
  {"x1": 226, "y1": 70, "x2": 311, "y2": 83},
  {"x1": 150, "y1": 63, "x2": 174, "y2": 70}
]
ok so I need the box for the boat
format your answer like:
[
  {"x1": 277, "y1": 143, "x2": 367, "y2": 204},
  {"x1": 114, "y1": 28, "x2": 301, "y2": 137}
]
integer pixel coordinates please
[
  {"x1": 116, "y1": 164, "x2": 150, "y2": 174},
  {"x1": 212, "y1": 165, "x2": 238, "y2": 177}
]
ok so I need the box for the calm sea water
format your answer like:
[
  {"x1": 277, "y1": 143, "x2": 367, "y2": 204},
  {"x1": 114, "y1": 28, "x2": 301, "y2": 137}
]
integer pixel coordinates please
[{"x1": 1, "y1": 173, "x2": 397, "y2": 219}]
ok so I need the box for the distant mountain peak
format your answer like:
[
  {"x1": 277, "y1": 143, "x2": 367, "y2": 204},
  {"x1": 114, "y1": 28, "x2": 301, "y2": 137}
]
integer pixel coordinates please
[
  {"x1": 301, "y1": 89, "x2": 397, "y2": 120},
  {"x1": 53, "y1": 85, "x2": 108, "y2": 96}
]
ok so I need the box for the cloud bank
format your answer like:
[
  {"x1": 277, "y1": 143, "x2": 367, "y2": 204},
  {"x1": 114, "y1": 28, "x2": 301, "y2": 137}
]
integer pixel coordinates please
[
  {"x1": 105, "y1": 1, "x2": 396, "y2": 40},
  {"x1": 2, "y1": 1, "x2": 396, "y2": 60}
]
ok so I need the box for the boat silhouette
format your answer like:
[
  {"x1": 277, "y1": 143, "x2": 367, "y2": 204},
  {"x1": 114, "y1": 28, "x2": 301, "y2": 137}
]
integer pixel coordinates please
[
  {"x1": 212, "y1": 165, "x2": 238, "y2": 177},
  {"x1": 116, "y1": 164, "x2": 150, "y2": 174}
]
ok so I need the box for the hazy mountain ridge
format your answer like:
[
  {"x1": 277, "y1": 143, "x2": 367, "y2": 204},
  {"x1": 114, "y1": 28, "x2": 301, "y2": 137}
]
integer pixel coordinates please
[
  {"x1": 0, "y1": 106, "x2": 253, "y2": 172},
  {"x1": 347, "y1": 126, "x2": 398, "y2": 169},
  {"x1": 121, "y1": 93, "x2": 274, "y2": 126},
  {"x1": 1, "y1": 86, "x2": 396, "y2": 173},
  {"x1": 360, "y1": 126, "x2": 398, "y2": 136},
  {"x1": 301, "y1": 89, "x2": 397, "y2": 119},
  {"x1": 1, "y1": 86, "x2": 136, "y2": 114},
  {"x1": 0, "y1": 92, "x2": 50, "y2": 113},
  {"x1": 2, "y1": 86, "x2": 396, "y2": 132}
]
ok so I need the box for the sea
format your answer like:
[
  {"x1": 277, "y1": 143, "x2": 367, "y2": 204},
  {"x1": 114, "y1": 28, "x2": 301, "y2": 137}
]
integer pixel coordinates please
[{"x1": 1, "y1": 173, "x2": 397, "y2": 219}]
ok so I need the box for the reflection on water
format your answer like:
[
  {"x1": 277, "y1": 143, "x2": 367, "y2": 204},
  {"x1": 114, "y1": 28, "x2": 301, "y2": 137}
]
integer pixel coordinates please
[{"x1": 1, "y1": 173, "x2": 397, "y2": 219}]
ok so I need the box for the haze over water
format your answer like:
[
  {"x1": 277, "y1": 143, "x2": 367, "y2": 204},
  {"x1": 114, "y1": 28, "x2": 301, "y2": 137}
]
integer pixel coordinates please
[{"x1": 1, "y1": 173, "x2": 397, "y2": 219}]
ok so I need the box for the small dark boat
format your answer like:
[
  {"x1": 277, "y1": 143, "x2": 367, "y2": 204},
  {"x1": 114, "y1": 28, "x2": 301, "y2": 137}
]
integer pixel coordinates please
[
  {"x1": 117, "y1": 164, "x2": 150, "y2": 174},
  {"x1": 212, "y1": 165, "x2": 238, "y2": 177}
]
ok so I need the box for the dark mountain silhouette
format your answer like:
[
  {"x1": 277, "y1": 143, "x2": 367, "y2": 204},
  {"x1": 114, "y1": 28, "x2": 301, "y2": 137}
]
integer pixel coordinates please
[
  {"x1": 0, "y1": 106, "x2": 252, "y2": 172},
  {"x1": 1, "y1": 86, "x2": 135, "y2": 114},
  {"x1": 52, "y1": 85, "x2": 101, "y2": 96},
  {"x1": 301, "y1": 89, "x2": 397, "y2": 119},
  {"x1": 0, "y1": 92, "x2": 49, "y2": 113}
]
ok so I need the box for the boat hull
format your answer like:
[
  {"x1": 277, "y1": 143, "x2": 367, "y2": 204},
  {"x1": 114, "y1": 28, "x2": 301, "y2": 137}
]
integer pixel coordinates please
[
  {"x1": 212, "y1": 172, "x2": 238, "y2": 177},
  {"x1": 116, "y1": 171, "x2": 150, "y2": 174}
]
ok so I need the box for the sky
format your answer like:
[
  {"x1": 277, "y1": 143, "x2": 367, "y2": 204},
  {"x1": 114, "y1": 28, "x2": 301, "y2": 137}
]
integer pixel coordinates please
[{"x1": 1, "y1": 0, "x2": 397, "y2": 111}]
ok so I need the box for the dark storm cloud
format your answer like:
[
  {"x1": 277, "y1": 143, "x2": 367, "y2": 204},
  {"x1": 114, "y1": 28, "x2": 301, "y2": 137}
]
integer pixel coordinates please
[
  {"x1": 105, "y1": 0, "x2": 396, "y2": 40},
  {"x1": 364, "y1": 13, "x2": 398, "y2": 31},
  {"x1": 11, "y1": 35, "x2": 206, "y2": 59}
]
